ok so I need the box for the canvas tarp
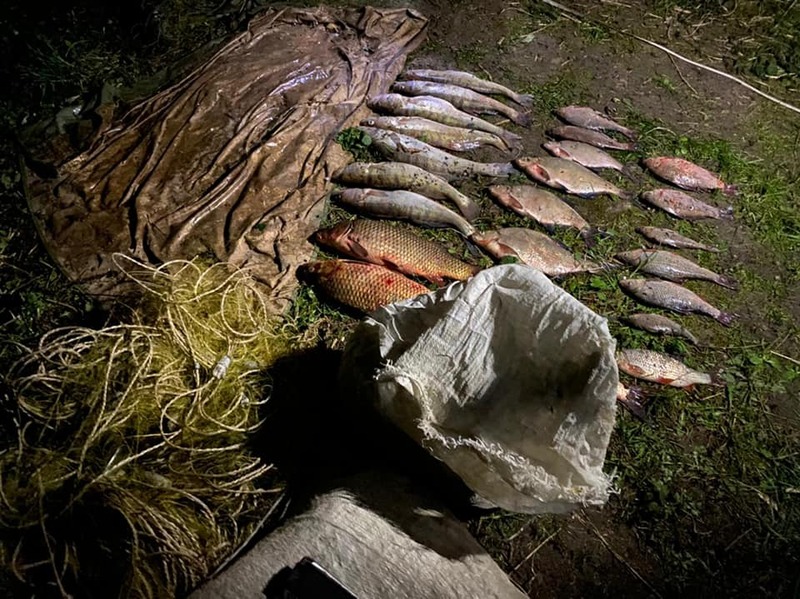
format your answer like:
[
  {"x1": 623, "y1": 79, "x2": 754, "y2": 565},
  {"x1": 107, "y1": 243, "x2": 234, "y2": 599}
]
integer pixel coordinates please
[{"x1": 23, "y1": 6, "x2": 427, "y2": 309}]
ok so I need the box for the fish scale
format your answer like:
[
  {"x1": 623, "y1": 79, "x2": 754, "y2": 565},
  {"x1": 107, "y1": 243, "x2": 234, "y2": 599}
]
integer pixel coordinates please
[
  {"x1": 299, "y1": 260, "x2": 429, "y2": 313},
  {"x1": 617, "y1": 349, "x2": 712, "y2": 388},
  {"x1": 314, "y1": 220, "x2": 479, "y2": 285}
]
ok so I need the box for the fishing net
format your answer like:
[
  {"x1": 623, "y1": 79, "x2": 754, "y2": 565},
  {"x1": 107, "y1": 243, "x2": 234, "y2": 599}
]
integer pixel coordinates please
[
  {"x1": 0, "y1": 258, "x2": 307, "y2": 598},
  {"x1": 22, "y1": 6, "x2": 427, "y2": 309}
]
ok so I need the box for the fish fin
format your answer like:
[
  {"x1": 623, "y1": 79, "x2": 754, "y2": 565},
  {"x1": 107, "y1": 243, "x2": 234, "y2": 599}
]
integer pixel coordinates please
[
  {"x1": 513, "y1": 111, "x2": 532, "y2": 127},
  {"x1": 345, "y1": 239, "x2": 371, "y2": 261},
  {"x1": 716, "y1": 311, "x2": 738, "y2": 327},
  {"x1": 716, "y1": 274, "x2": 739, "y2": 290},
  {"x1": 710, "y1": 370, "x2": 726, "y2": 387},
  {"x1": 722, "y1": 184, "x2": 738, "y2": 196},
  {"x1": 624, "y1": 364, "x2": 648, "y2": 378},
  {"x1": 427, "y1": 274, "x2": 447, "y2": 286},
  {"x1": 655, "y1": 376, "x2": 677, "y2": 385},
  {"x1": 617, "y1": 394, "x2": 647, "y2": 421}
]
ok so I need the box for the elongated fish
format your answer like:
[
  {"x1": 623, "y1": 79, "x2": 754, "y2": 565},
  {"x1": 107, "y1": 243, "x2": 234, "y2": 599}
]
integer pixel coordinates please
[
  {"x1": 400, "y1": 69, "x2": 534, "y2": 108},
  {"x1": 556, "y1": 106, "x2": 638, "y2": 140},
  {"x1": 360, "y1": 127, "x2": 517, "y2": 182},
  {"x1": 487, "y1": 184, "x2": 600, "y2": 244},
  {"x1": 616, "y1": 249, "x2": 738, "y2": 289},
  {"x1": 298, "y1": 260, "x2": 429, "y2": 313},
  {"x1": 619, "y1": 278, "x2": 736, "y2": 326},
  {"x1": 547, "y1": 126, "x2": 636, "y2": 151},
  {"x1": 334, "y1": 162, "x2": 480, "y2": 221},
  {"x1": 516, "y1": 157, "x2": 631, "y2": 199},
  {"x1": 622, "y1": 313, "x2": 699, "y2": 344},
  {"x1": 472, "y1": 228, "x2": 600, "y2": 276},
  {"x1": 393, "y1": 80, "x2": 531, "y2": 126},
  {"x1": 360, "y1": 116, "x2": 509, "y2": 152},
  {"x1": 314, "y1": 220, "x2": 479, "y2": 285},
  {"x1": 336, "y1": 188, "x2": 477, "y2": 237},
  {"x1": 542, "y1": 140, "x2": 626, "y2": 172},
  {"x1": 617, "y1": 349, "x2": 712, "y2": 388},
  {"x1": 643, "y1": 157, "x2": 737, "y2": 195},
  {"x1": 368, "y1": 94, "x2": 522, "y2": 149},
  {"x1": 636, "y1": 226, "x2": 719, "y2": 252},
  {"x1": 640, "y1": 189, "x2": 733, "y2": 220}
]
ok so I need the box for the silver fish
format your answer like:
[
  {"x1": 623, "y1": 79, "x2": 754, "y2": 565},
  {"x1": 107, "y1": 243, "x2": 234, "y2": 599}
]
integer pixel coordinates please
[
  {"x1": 487, "y1": 184, "x2": 600, "y2": 244},
  {"x1": 617, "y1": 349, "x2": 713, "y2": 388},
  {"x1": 368, "y1": 93, "x2": 522, "y2": 149},
  {"x1": 542, "y1": 140, "x2": 626, "y2": 172},
  {"x1": 622, "y1": 313, "x2": 699, "y2": 344},
  {"x1": 400, "y1": 69, "x2": 534, "y2": 108},
  {"x1": 515, "y1": 156, "x2": 631, "y2": 199},
  {"x1": 360, "y1": 127, "x2": 518, "y2": 182},
  {"x1": 636, "y1": 226, "x2": 720, "y2": 252},
  {"x1": 334, "y1": 162, "x2": 480, "y2": 221},
  {"x1": 556, "y1": 106, "x2": 638, "y2": 140},
  {"x1": 640, "y1": 189, "x2": 733, "y2": 220},
  {"x1": 616, "y1": 249, "x2": 738, "y2": 289},
  {"x1": 547, "y1": 126, "x2": 636, "y2": 151},
  {"x1": 360, "y1": 116, "x2": 509, "y2": 152},
  {"x1": 336, "y1": 188, "x2": 477, "y2": 237},
  {"x1": 392, "y1": 80, "x2": 531, "y2": 126},
  {"x1": 472, "y1": 227, "x2": 600, "y2": 276},
  {"x1": 619, "y1": 278, "x2": 736, "y2": 326}
]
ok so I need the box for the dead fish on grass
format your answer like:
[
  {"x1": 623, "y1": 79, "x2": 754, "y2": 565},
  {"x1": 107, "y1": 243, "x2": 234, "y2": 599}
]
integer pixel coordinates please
[
  {"x1": 298, "y1": 260, "x2": 429, "y2": 313},
  {"x1": 472, "y1": 228, "x2": 601, "y2": 276},
  {"x1": 622, "y1": 313, "x2": 699, "y2": 345},
  {"x1": 400, "y1": 69, "x2": 534, "y2": 108},
  {"x1": 360, "y1": 116, "x2": 509, "y2": 152},
  {"x1": 368, "y1": 94, "x2": 522, "y2": 150},
  {"x1": 334, "y1": 162, "x2": 480, "y2": 221},
  {"x1": 619, "y1": 278, "x2": 736, "y2": 326},
  {"x1": 640, "y1": 189, "x2": 733, "y2": 220},
  {"x1": 643, "y1": 157, "x2": 738, "y2": 195},
  {"x1": 336, "y1": 188, "x2": 476, "y2": 238},
  {"x1": 360, "y1": 127, "x2": 518, "y2": 182},
  {"x1": 556, "y1": 105, "x2": 638, "y2": 140},
  {"x1": 542, "y1": 140, "x2": 626, "y2": 173},
  {"x1": 547, "y1": 125, "x2": 636, "y2": 151},
  {"x1": 617, "y1": 349, "x2": 714, "y2": 388},
  {"x1": 616, "y1": 249, "x2": 738, "y2": 289},
  {"x1": 392, "y1": 80, "x2": 531, "y2": 126},
  {"x1": 636, "y1": 226, "x2": 719, "y2": 252},
  {"x1": 314, "y1": 219, "x2": 479, "y2": 285},
  {"x1": 487, "y1": 184, "x2": 603, "y2": 245},
  {"x1": 516, "y1": 157, "x2": 631, "y2": 200}
]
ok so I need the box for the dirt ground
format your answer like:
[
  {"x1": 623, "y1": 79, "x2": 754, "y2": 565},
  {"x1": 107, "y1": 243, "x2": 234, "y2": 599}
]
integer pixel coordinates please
[{"x1": 1, "y1": 0, "x2": 799, "y2": 597}]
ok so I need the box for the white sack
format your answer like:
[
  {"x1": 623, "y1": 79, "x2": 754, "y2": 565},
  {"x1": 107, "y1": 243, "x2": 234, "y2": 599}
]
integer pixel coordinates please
[{"x1": 339, "y1": 264, "x2": 618, "y2": 514}]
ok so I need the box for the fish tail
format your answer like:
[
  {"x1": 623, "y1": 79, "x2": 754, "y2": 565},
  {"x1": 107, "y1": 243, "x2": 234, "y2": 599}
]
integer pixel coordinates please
[
  {"x1": 511, "y1": 110, "x2": 532, "y2": 127},
  {"x1": 722, "y1": 183, "x2": 738, "y2": 196},
  {"x1": 710, "y1": 370, "x2": 727, "y2": 387},
  {"x1": 500, "y1": 131, "x2": 524, "y2": 151},
  {"x1": 458, "y1": 198, "x2": 482, "y2": 222},
  {"x1": 716, "y1": 311, "x2": 738, "y2": 327},
  {"x1": 580, "y1": 227, "x2": 609, "y2": 248},
  {"x1": 513, "y1": 93, "x2": 535, "y2": 109},
  {"x1": 720, "y1": 206, "x2": 735, "y2": 220},
  {"x1": 617, "y1": 389, "x2": 647, "y2": 420},
  {"x1": 683, "y1": 330, "x2": 700, "y2": 345},
  {"x1": 497, "y1": 162, "x2": 521, "y2": 178},
  {"x1": 715, "y1": 274, "x2": 739, "y2": 290},
  {"x1": 620, "y1": 164, "x2": 639, "y2": 181},
  {"x1": 620, "y1": 126, "x2": 639, "y2": 142}
]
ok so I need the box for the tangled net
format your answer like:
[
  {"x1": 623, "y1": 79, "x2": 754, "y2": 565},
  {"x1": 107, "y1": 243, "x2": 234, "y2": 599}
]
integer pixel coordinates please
[{"x1": 0, "y1": 257, "x2": 301, "y2": 598}]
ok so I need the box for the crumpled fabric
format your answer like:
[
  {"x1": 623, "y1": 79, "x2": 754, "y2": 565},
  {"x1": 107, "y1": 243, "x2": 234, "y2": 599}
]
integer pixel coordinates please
[
  {"x1": 339, "y1": 264, "x2": 618, "y2": 514},
  {"x1": 23, "y1": 6, "x2": 427, "y2": 309}
]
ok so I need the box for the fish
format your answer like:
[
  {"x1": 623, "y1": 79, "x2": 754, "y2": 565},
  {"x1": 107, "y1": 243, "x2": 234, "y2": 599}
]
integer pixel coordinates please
[
  {"x1": 333, "y1": 162, "x2": 481, "y2": 221},
  {"x1": 487, "y1": 184, "x2": 601, "y2": 244},
  {"x1": 400, "y1": 69, "x2": 534, "y2": 108},
  {"x1": 556, "y1": 105, "x2": 638, "y2": 140},
  {"x1": 636, "y1": 226, "x2": 720, "y2": 252},
  {"x1": 616, "y1": 349, "x2": 713, "y2": 388},
  {"x1": 368, "y1": 93, "x2": 523, "y2": 149},
  {"x1": 471, "y1": 227, "x2": 601, "y2": 276},
  {"x1": 360, "y1": 127, "x2": 518, "y2": 183},
  {"x1": 643, "y1": 157, "x2": 737, "y2": 195},
  {"x1": 616, "y1": 383, "x2": 647, "y2": 419},
  {"x1": 298, "y1": 260, "x2": 429, "y2": 313},
  {"x1": 547, "y1": 126, "x2": 636, "y2": 151},
  {"x1": 314, "y1": 219, "x2": 480, "y2": 285},
  {"x1": 360, "y1": 116, "x2": 510, "y2": 152},
  {"x1": 515, "y1": 157, "x2": 631, "y2": 199},
  {"x1": 615, "y1": 249, "x2": 738, "y2": 289},
  {"x1": 619, "y1": 278, "x2": 736, "y2": 326},
  {"x1": 542, "y1": 140, "x2": 626, "y2": 173},
  {"x1": 392, "y1": 80, "x2": 531, "y2": 126},
  {"x1": 640, "y1": 189, "x2": 733, "y2": 220},
  {"x1": 335, "y1": 188, "x2": 477, "y2": 238},
  {"x1": 622, "y1": 313, "x2": 699, "y2": 345}
]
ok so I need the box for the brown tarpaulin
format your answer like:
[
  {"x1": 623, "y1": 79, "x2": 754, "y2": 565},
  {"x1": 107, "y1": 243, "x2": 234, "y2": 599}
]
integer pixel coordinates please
[{"x1": 24, "y1": 6, "x2": 427, "y2": 310}]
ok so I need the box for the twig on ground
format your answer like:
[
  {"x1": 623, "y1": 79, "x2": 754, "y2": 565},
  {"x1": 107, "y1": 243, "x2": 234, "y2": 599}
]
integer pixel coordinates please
[
  {"x1": 511, "y1": 529, "x2": 559, "y2": 573},
  {"x1": 769, "y1": 350, "x2": 800, "y2": 367}
]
